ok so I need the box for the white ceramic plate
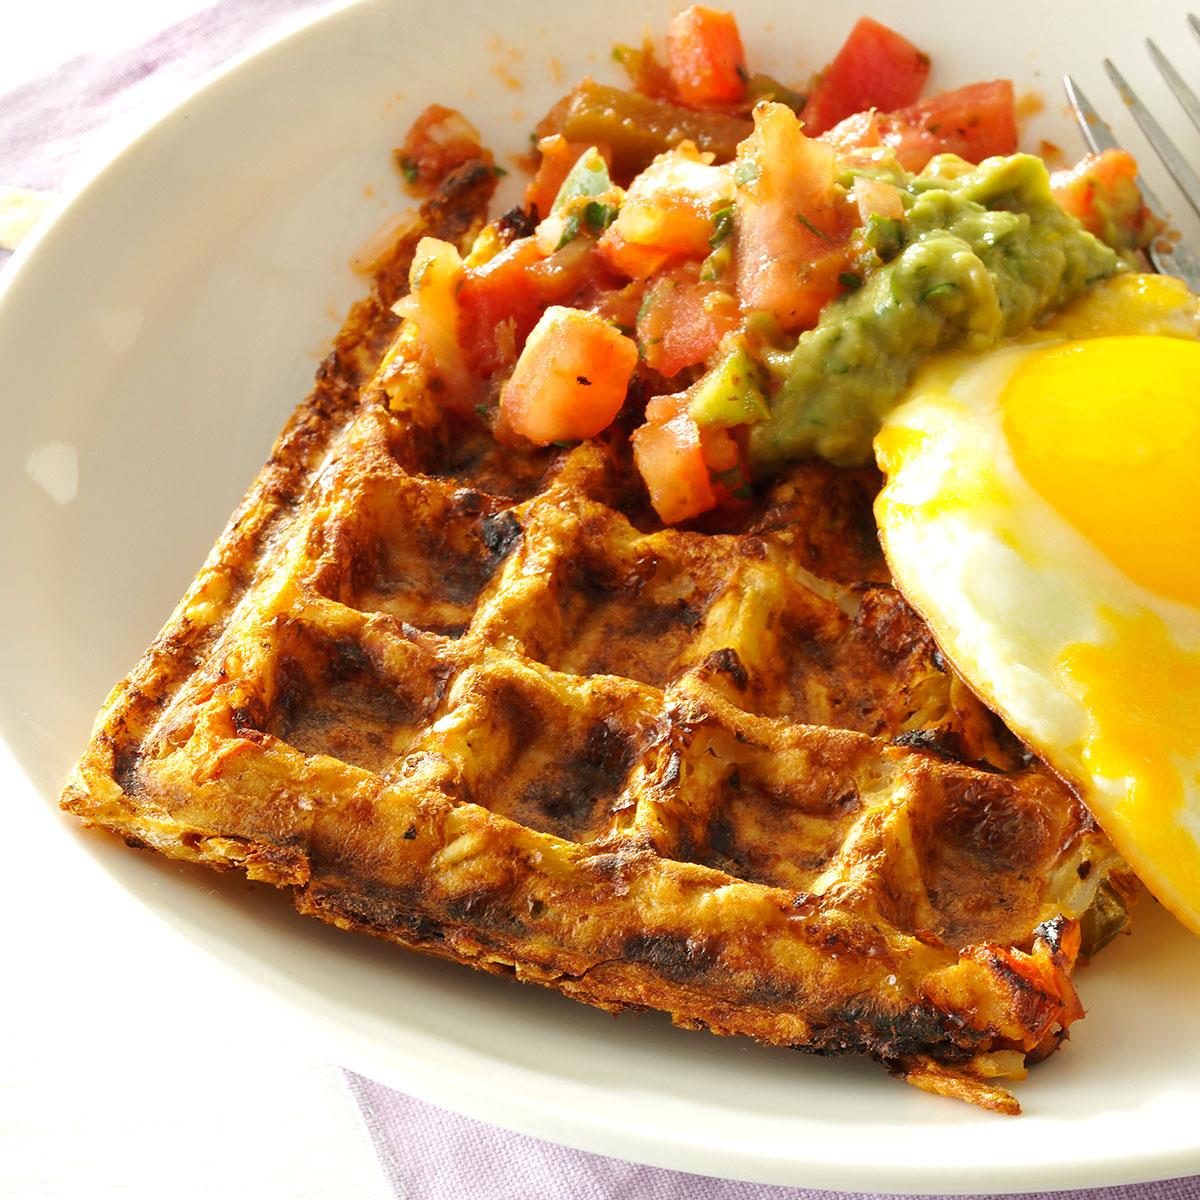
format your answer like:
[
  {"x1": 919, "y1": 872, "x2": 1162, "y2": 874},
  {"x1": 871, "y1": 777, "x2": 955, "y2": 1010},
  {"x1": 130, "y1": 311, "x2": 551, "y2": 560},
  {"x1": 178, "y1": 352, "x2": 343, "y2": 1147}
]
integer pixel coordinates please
[{"x1": 3, "y1": 0, "x2": 1200, "y2": 1191}]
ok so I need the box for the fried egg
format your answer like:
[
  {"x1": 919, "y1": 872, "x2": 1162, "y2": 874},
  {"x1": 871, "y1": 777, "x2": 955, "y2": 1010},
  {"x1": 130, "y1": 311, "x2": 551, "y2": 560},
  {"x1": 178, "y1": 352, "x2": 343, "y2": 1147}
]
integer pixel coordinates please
[{"x1": 874, "y1": 274, "x2": 1200, "y2": 937}]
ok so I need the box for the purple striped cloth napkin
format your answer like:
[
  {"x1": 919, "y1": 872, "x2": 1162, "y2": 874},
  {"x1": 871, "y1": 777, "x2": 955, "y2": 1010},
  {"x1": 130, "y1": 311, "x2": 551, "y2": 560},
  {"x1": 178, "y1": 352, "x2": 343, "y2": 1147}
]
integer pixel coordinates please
[
  {"x1": 3, "y1": 3, "x2": 1196, "y2": 1197},
  {"x1": 345, "y1": 1072, "x2": 1200, "y2": 1200}
]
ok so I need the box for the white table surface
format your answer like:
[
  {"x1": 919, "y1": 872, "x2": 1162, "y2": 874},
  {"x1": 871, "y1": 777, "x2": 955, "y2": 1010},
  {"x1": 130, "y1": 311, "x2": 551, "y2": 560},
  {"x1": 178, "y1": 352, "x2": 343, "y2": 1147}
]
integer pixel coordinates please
[
  {"x1": 2, "y1": 3, "x2": 391, "y2": 1196},
  {"x1": 0, "y1": 753, "x2": 393, "y2": 1200}
]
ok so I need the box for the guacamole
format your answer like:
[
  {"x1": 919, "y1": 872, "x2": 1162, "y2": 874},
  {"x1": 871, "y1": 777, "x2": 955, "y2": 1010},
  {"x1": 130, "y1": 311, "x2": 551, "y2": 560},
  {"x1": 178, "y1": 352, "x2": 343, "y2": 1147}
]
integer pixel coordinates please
[{"x1": 744, "y1": 154, "x2": 1121, "y2": 471}]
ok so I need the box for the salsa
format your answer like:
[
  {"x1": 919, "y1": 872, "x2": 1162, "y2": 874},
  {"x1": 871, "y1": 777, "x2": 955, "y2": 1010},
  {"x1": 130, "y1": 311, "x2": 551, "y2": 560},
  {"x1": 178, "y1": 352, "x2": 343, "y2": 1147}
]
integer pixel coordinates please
[{"x1": 375, "y1": 7, "x2": 1153, "y2": 524}]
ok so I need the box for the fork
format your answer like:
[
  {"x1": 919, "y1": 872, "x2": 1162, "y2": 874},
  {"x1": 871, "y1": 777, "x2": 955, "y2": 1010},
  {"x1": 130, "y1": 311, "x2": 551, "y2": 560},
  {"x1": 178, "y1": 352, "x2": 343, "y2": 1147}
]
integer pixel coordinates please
[{"x1": 1064, "y1": 17, "x2": 1200, "y2": 290}]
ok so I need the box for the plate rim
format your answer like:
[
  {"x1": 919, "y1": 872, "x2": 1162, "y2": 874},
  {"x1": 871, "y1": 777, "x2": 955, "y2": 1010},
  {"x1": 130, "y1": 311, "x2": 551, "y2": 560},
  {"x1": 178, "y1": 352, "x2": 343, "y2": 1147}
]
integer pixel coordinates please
[{"x1": 2, "y1": 0, "x2": 1200, "y2": 1190}]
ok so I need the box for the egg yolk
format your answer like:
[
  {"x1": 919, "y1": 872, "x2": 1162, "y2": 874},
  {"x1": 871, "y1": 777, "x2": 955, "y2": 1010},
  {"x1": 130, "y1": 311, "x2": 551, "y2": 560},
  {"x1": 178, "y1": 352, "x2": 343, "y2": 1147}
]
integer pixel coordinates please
[
  {"x1": 1059, "y1": 607, "x2": 1200, "y2": 932},
  {"x1": 1002, "y1": 336, "x2": 1200, "y2": 611}
]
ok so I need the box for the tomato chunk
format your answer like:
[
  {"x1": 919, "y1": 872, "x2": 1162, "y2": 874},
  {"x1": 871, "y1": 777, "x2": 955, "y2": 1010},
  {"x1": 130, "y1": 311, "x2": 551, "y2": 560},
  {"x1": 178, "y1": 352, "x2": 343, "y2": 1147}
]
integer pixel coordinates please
[
  {"x1": 500, "y1": 306, "x2": 637, "y2": 444},
  {"x1": 818, "y1": 109, "x2": 881, "y2": 157},
  {"x1": 597, "y1": 229, "x2": 673, "y2": 281},
  {"x1": 458, "y1": 236, "x2": 623, "y2": 376},
  {"x1": 801, "y1": 17, "x2": 930, "y2": 137},
  {"x1": 878, "y1": 80, "x2": 1017, "y2": 172},
  {"x1": 457, "y1": 238, "x2": 545, "y2": 376},
  {"x1": 637, "y1": 263, "x2": 738, "y2": 377},
  {"x1": 601, "y1": 144, "x2": 736, "y2": 279},
  {"x1": 1051, "y1": 149, "x2": 1160, "y2": 252},
  {"x1": 396, "y1": 105, "x2": 492, "y2": 192},
  {"x1": 852, "y1": 175, "x2": 904, "y2": 223},
  {"x1": 734, "y1": 102, "x2": 855, "y2": 333},
  {"x1": 699, "y1": 425, "x2": 752, "y2": 506},
  {"x1": 632, "y1": 410, "x2": 717, "y2": 523},
  {"x1": 666, "y1": 7, "x2": 748, "y2": 108}
]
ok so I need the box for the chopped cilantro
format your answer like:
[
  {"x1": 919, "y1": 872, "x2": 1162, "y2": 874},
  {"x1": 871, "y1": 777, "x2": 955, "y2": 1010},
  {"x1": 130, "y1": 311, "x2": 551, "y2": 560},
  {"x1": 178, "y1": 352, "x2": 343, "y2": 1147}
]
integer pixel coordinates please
[
  {"x1": 398, "y1": 156, "x2": 419, "y2": 185},
  {"x1": 921, "y1": 281, "x2": 959, "y2": 301},
  {"x1": 709, "y1": 206, "x2": 734, "y2": 249},
  {"x1": 700, "y1": 240, "x2": 733, "y2": 283},
  {"x1": 636, "y1": 287, "x2": 660, "y2": 325},
  {"x1": 796, "y1": 213, "x2": 832, "y2": 241}
]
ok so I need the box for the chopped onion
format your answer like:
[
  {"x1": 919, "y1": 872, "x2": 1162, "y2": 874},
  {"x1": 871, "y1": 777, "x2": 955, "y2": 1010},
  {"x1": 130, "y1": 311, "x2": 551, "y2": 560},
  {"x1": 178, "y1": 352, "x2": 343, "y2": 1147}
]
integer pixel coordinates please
[{"x1": 350, "y1": 209, "x2": 419, "y2": 275}]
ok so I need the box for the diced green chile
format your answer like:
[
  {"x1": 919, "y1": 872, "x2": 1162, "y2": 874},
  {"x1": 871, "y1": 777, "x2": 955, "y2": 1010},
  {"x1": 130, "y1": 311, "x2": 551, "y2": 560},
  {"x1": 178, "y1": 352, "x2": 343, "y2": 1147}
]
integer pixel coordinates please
[
  {"x1": 742, "y1": 154, "x2": 1121, "y2": 470},
  {"x1": 1078, "y1": 881, "x2": 1132, "y2": 957},
  {"x1": 743, "y1": 73, "x2": 807, "y2": 115},
  {"x1": 584, "y1": 200, "x2": 618, "y2": 230},
  {"x1": 537, "y1": 81, "x2": 752, "y2": 178}
]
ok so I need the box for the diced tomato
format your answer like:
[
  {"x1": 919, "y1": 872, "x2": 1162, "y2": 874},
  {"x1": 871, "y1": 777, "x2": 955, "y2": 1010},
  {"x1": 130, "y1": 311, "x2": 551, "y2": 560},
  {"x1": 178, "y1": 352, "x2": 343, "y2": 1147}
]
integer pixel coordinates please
[
  {"x1": 588, "y1": 279, "x2": 646, "y2": 335},
  {"x1": 598, "y1": 227, "x2": 674, "y2": 280},
  {"x1": 876, "y1": 80, "x2": 1018, "y2": 172},
  {"x1": 666, "y1": 7, "x2": 748, "y2": 108},
  {"x1": 632, "y1": 391, "x2": 748, "y2": 522},
  {"x1": 458, "y1": 236, "x2": 623, "y2": 376},
  {"x1": 500, "y1": 306, "x2": 637, "y2": 445},
  {"x1": 1051, "y1": 149, "x2": 1160, "y2": 252},
  {"x1": 698, "y1": 425, "x2": 752, "y2": 507},
  {"x1": 644, "y1": 391, "x2": 688, "y2": 425},
  {"x1": 698, "y1": 423, "x2": 739, "y2": 472},
  {"x1": 396, "y1": 104, "x2": 492, "y2": 192},
  {"x1": 801, "y1": 17, "x2": 931, "y2": 137},
  {"x1": 525, "y1": 136, "x2": 612, "y2": 219},
  {"x1": 637, "y1": 263, "x2": 739, "y2": 377},
  {"x1": 852, "y1": 175, "x2": 904, "y2": 223},
  {"x1": 734, "y1": 102, "x2": 856, "y2": 333},
  {"x1": 531, "y1": 237, "x2": 627, "y2": 320},
  {"x1": 819, "y1": 109, "x2": 882, "y2": 156},
  {"x1": 600, "y1": 145, "x2": 735, "y2": 278},
  {"x1": 632, "y1": 410, "x2": 717, "y2": 523},
  {"x1": 457, "y1": 238, "x2": 545, "y2": 376}
]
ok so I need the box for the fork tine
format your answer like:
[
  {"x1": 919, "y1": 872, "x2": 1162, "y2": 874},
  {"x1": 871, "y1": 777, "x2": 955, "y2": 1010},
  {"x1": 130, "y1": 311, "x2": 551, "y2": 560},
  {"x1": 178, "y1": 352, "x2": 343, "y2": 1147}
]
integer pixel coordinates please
[
  {"x1": 1064, "y1": 75, "x2": 1117, "y2": 157},
  {"x1": 1062, "y1": 74, "x2": 1169, "y2": 211},
  {"x1": 1146, "y1": 39, "x2": 1200, "y2": 137},
  {"x1": 1190, "y1": 13, "x2": 1200, "y2": 46},
  {"x1": 1103, "y1": 58, "x2": 1200, "y2": 222},
  {"x1": 1063, "y1": 74, "x2": 1200, "y2": 291}
]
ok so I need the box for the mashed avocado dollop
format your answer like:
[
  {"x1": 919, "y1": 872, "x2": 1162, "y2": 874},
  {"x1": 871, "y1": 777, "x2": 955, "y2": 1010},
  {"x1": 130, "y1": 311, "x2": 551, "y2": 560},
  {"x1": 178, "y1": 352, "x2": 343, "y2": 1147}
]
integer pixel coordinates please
[{"x1": 745, "y1": 153, "x2": 1121, "y2": 471}]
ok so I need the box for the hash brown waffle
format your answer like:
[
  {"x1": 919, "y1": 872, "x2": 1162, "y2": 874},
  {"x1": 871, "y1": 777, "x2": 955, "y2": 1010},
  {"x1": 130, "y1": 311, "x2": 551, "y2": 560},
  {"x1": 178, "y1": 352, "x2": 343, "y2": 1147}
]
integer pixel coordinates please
[{"x1": 62, "y1": 157, "x2": 1133, "y2": 1113}]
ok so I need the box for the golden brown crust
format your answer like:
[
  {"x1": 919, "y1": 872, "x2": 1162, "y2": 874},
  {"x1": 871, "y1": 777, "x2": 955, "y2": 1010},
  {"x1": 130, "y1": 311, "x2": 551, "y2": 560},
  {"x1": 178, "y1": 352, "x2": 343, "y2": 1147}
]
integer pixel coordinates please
[{"x1": 62, "y1": 159, "x2": 1132, "y2": 1113}]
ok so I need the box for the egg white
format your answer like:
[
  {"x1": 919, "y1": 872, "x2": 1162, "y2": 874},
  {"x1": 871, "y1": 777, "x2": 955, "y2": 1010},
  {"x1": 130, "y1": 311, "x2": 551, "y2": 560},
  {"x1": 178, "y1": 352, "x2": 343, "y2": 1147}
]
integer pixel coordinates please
[{"x1": 874, "y1": 278, "x2": 1200, "y2": 936}]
